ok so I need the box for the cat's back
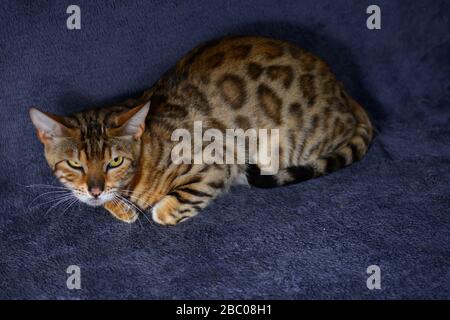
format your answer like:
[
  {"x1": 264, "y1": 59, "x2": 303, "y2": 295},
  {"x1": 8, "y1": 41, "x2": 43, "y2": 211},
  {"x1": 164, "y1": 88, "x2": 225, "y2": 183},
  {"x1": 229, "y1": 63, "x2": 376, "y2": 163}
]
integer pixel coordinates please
[
  {"x1": 178, "y1": 35, "x2": 325, "y2": 82},
  {"x1": 148, "y1": 35, "x2": 368, "y2": 139}
]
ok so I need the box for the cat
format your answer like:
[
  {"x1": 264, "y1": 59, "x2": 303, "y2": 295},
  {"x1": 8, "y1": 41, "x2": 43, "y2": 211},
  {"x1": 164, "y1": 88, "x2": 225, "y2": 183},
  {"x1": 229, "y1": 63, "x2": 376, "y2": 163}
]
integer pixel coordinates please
[{"x1": 29, "y1": 36, "x2": 373, "y2": 225}]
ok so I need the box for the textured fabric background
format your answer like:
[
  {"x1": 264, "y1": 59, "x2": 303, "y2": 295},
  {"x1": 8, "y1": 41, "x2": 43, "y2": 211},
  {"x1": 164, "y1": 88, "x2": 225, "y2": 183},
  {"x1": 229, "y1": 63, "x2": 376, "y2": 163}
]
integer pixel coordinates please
[{"x1": 0, "y1": 0, "x2": 449, "y2": 299}]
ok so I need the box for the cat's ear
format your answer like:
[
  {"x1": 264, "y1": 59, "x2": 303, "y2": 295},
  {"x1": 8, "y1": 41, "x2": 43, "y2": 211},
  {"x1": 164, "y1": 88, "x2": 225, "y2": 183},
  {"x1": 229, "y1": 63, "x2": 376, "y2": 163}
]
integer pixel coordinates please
[
  {"x1": 115, "y1": 101, "x2": 150, "y2": 140},
  {"x1": 29, "y1": 108, "x2": 73, "y2": 144}
]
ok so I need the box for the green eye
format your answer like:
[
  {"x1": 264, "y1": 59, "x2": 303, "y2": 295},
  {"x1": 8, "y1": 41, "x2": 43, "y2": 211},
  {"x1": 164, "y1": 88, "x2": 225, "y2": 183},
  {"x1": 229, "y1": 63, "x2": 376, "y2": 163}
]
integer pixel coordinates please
[
  {"x1": 67, "y1": 160, "x2": 82, "y2": 169},
  {"x1": 108, "y1": 156, "x2": 123, "y2": 169}
]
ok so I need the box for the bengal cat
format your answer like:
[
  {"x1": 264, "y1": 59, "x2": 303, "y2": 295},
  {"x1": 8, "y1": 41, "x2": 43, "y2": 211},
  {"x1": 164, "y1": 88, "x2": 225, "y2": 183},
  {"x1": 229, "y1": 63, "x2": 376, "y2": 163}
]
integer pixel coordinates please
[{"x1": 29, "y1": 36, "x2": 373, "y2": 225}]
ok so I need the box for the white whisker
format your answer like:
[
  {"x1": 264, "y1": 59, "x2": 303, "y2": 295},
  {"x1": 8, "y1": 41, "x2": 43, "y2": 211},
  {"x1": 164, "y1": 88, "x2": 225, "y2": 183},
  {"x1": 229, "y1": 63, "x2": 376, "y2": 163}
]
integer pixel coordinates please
[
  {"x1": 29, "y1": 193, "x2": 73, "y2": 210},
  {"x1": 44, "y1": 196, "x2": 75, "y2": 215},
  {"x1": 117, "y1": 189, "x2": 154, "y2": 209},
  {"x1": 22, "y1": 183, "x2": 71, "y2": 191},
  {"x1": 28, "y1": 190, "x2": 71, "y2": 208},
  {"x1": 116, "y1": 194, "x2": 153, "y2": 226},
  {"x1": 111, "y1": 196, "x2": 139, "y2": 227},
  {"x1": 116, "y1": 194, "x2": 144, "y2": 215},
  {"x1": 61, "y1": 197, "x2": 79, "y2": 216}
]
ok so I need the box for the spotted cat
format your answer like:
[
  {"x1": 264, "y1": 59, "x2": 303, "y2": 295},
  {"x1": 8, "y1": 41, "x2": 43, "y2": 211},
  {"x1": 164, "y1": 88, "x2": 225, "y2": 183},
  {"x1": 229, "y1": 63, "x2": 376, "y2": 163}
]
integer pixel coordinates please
[{"x1": 29, "y1": 36, "x2": 373, "y2": 225}]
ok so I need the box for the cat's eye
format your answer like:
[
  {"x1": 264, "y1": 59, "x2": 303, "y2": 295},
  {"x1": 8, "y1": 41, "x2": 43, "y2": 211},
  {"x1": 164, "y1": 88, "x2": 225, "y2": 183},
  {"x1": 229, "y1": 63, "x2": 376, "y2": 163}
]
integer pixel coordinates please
[
  {"x1": 67, "y1": 160, "x2": 83, "y2": 169},
  {"x1": 107, "y1": 156, "x2": 124, "y2": 169}
]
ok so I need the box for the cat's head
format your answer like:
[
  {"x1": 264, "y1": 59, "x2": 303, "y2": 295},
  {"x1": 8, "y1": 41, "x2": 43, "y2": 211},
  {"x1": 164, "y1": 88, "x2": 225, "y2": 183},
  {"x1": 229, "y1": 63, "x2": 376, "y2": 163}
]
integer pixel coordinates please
[{"x1": 29, "y1": 102, "x2": 150, "y2": 207}]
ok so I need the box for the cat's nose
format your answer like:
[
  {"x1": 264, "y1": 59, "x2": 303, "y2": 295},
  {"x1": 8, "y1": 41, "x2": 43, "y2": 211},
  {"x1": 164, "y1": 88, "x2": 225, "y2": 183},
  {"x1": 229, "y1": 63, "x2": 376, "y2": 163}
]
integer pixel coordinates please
[{"x1": 89, "y1": 187, "x2": 103, "y2": 198}]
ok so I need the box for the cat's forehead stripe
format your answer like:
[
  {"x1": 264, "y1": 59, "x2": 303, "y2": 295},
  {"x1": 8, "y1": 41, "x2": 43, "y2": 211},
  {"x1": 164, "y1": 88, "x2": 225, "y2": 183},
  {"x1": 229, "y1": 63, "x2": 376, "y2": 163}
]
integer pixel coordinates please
[{"x1": 75, "y1": 111, "x2": 108, "y2": 160}]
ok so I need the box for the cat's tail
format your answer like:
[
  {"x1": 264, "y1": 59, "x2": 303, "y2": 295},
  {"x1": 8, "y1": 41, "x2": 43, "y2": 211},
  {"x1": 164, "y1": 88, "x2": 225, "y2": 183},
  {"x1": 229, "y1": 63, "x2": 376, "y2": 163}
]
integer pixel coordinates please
[{"x1": 246, "y1": 97, "x2": 374, "y2": 188}]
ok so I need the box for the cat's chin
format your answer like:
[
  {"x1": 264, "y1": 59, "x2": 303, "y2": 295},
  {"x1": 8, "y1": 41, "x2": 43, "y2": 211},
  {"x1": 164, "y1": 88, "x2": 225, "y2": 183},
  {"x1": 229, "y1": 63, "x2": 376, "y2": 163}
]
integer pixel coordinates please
[
  {"x1": 74, "y1": 192, "x2": 115, "y2": 207},
  {"x1": 79, "y1": 198, "x2": 107, "y2": 207},
  {"x1": 86, "y1": 200, "x2": 106, "y2": 207}
]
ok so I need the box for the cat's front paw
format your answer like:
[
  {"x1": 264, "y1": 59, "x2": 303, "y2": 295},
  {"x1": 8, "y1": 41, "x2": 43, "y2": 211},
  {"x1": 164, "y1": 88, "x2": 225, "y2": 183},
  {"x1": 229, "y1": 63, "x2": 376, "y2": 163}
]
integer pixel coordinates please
[
  {"x1": 104, "y1": 201, "x2": 138, "y2": 224},
  {"x1": 151, "y1": 196, "x2": 196, "y2": 226}
]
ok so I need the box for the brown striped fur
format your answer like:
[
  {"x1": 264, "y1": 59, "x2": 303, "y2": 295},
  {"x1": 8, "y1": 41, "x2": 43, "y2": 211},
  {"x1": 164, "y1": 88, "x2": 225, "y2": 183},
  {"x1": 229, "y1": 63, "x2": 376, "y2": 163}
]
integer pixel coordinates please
[{"x1": 30, "y1": 36, "x2": 373, "y2": 225}]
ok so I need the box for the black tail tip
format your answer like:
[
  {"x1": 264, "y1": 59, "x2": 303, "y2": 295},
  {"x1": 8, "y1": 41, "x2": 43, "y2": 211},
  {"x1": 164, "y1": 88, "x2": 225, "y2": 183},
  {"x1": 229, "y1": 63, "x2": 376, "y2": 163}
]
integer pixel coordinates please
[{"x1": 246, "y1": 164, "x2": 279, "y2": 188}]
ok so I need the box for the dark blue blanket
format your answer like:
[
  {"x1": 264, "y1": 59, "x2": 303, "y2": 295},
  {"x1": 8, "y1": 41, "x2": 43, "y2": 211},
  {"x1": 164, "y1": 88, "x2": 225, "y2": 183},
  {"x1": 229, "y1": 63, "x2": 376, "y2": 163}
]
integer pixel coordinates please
[{"x1": 0, "y1": 0, "x2": 449, "y2": 299}]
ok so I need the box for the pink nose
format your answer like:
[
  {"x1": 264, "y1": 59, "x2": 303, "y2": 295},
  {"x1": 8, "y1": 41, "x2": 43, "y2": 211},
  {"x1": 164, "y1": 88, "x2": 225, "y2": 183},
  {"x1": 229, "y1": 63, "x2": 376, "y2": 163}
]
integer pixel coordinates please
[{"x1": 89, "y1": 187, "x2": 102, "y2": 198}]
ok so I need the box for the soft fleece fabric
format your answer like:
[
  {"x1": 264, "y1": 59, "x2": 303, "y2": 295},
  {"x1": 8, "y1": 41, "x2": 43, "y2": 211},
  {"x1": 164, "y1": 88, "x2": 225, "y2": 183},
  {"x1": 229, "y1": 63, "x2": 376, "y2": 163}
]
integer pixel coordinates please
[{"x1": 0, "y1": 0, "x2": 449, "y2": 299}]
